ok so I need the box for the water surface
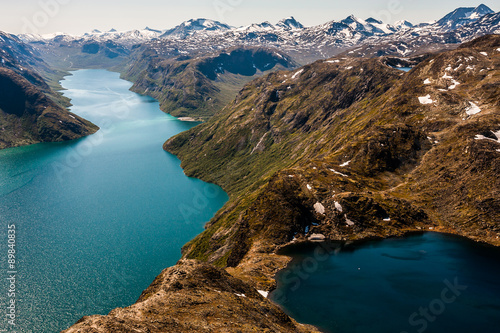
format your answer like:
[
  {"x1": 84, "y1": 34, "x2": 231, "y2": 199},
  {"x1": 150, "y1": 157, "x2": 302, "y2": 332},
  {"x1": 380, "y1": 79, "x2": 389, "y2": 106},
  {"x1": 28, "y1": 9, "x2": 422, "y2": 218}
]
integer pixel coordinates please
[
  {"x1": 270, "y1": 233, "x2": 500, "y2": 333},
  {"x1": 0, "y1": 70, "x2": 228, "y2": 332}
]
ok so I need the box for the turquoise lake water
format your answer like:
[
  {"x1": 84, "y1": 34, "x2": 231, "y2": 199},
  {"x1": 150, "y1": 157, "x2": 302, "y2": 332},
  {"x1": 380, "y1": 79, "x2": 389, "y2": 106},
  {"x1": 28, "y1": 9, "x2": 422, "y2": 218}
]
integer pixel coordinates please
[
  {"x1": 0, "y1": 69, "x2": 228, "y2": 332},
  {"x1": 270, "y1": 232, "x2": 500, "y2": 333}
]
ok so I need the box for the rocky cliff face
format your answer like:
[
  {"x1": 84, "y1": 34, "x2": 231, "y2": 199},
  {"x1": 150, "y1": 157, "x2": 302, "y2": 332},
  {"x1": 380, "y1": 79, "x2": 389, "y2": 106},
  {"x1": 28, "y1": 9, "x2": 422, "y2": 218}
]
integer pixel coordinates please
[{"x1": 0, "y1": 68, "x2": 98, "y2": 149}]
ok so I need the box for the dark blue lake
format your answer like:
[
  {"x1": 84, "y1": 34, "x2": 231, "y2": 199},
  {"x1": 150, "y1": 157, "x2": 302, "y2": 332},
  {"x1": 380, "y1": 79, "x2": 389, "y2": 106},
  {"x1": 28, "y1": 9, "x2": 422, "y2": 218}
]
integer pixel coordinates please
[
  {"x1": 0, "y1": 69, "x2": 228, "y2": 332},
  {"x1": 270, "y1": 233, "x2": 500, "y2": 333}
]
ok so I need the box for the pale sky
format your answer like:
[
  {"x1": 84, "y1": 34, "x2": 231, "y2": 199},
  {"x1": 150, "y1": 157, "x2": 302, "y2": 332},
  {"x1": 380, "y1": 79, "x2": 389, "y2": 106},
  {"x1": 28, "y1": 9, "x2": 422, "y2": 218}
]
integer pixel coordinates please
[{"x1": 2, "y1": 1, "x2": 498, "y2": 35}]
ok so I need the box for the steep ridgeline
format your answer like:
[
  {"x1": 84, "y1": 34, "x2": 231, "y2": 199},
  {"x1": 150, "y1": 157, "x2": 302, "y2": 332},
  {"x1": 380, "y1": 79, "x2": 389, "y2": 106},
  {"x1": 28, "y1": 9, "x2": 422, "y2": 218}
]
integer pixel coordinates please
[
  {"x1": 0, "y1": 68, "x2": 98, "y2": 149},
  {"x1": 62, "y1": 260, "x2": 319, "y2": 333},
  {"x1": 0, "y1": 31, "x2": 66, "y2": 92},
  {"x1": 125, "y1": 47, "x2": 296, "y2": 120},
  {"x1": 164, "y1": 35, "x2": 500, "y2": 281},
  {"x1": 63, "y1": 35, "x2": 499, "y2": 333},
  {"x1": 341, "y1": 11, "x2": 500, "y2": 59},
  {"x1": 0, "y1": 32, "x2": 98, "y2": 149}
]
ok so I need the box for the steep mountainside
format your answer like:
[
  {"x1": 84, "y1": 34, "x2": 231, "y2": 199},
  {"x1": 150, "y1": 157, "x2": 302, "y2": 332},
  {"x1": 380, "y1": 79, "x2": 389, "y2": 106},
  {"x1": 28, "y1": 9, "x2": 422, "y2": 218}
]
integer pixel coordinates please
[
  {"x1": 0, "y1": 68, "x2": 98, "y2": 149},
  {"x1": 125, "y1": 47, "x2": 296, "y2": 120},
  {"x1": 0, "y1": 32, "x2": 98, "y2": 149},
  {"x1": 64, "y1": 35, "x2": 500, "y2": 333},
  {"x1": 165, "y1": 35, "x2": 500, "y2": 270}
]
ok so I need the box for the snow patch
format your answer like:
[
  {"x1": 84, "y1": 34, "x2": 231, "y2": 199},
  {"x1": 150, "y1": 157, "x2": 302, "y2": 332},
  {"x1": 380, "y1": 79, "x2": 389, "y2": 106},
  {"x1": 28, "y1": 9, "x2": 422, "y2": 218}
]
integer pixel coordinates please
[
  {"x1": 258, "y1": 290, "x2": 269, "y2": 298},
  {"x1": 306, "y1": 184, "x2": 312, "y2": 191},
  {"x1": 291, "y1": 69, "x2": 304, "y2": 79},
  {"x1": 308, "y1": 233, "x2": 326, "y2": 241},
  {"x1": 314, "y1": 202, "x2": 325, "y2": 215},
  {"x1": 334, "y1": 201, "x2": 343, "y2": 212},
  {"x1": 345, "y1": 216, "x2": 355, "y2": 226},
  {"x1": 383, "y1": 218, "x2": 391, "y2": 222},
  {"x1": 235, "y1": 293, "x2": 246, "y2": 297},
  {"x1": 466, "y1": 102, "x2": 481, "y2": 115},
  {"x1": 345, "y1": 66, "x2": 353, "y2": 70},
  {"x1": 424, "y1": 78, "x2": 431, "y2": 84},
  {"x1": 474, "y1": 130, "x2": 500, "y2": 143},
  {"x1": 480, "y1": 52, "x2": 488, "y2": 56},
  {"x1": 329, "y1": 169, "x2": 348, "y2": 177},
  {"x1": 325, "y1": 59, "x2": 340, "y2": 63},
  {"x1": 448, "y1": 79, "x2": 460, "y2": 90},
  {"x1": 418, "y1": 95, "x2": 434, "y2": 104},
  {"x1": 340, "y1": 160, "x2": 351, "y2": 167}
]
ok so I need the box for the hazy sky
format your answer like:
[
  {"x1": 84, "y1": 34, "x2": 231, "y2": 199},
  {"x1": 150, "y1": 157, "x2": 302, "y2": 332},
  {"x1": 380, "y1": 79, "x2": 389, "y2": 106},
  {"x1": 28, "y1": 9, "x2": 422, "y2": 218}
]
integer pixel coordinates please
[{"x1": 2, "y1": 1, "x2": 498, "y2": 35}]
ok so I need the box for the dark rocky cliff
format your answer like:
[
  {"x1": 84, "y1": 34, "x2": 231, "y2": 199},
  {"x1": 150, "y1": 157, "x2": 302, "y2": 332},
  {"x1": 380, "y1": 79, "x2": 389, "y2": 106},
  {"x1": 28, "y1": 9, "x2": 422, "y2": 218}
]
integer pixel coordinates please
[{"x1": 0, "y1": 68, "x2": 98, "y2": 148}]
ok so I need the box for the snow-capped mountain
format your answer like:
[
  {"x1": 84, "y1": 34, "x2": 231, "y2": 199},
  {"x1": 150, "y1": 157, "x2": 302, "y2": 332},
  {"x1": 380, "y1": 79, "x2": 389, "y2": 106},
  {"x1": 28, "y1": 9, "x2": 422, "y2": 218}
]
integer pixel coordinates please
[
  {"x1": 276, "y1": 17, "x2": 304, "y2": 30},
  {"x1": 394, "y1": 20, "x2": 414, "y2": 31},
  {"x1": 340, "y1": 15, "x2": 396, "y2": 35},
  {"x1": 436, "y1": 4, "x2": 494, "y2": 31},
  {"x1": 161, "y1": 18, "x2": 231, "y2": 37},
  {"x1": 20, "y1": 4, "x2": 499, "y2": 65}
]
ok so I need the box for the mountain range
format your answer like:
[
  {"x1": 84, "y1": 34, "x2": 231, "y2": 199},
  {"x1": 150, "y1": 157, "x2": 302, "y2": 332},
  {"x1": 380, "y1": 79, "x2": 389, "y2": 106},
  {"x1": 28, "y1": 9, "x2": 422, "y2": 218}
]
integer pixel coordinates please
[{"x1": 21, "y1": 4, "x2": 498, "y2": 64}]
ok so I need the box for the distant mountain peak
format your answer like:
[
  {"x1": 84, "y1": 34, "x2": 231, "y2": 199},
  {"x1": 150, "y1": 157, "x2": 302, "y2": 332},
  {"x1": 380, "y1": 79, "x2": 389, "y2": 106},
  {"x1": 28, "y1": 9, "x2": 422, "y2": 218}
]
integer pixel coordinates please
[
  {"x1": 366, "y1": 17, "x2": 383, "y2": 24},
  {"x1": 144, "y1": 27, "x2": 161, "y2": 33},
  {"x1": 161, "y1": 18, "x2": 231, "y2": 37},
  {"x1": 342, "y1": 14, "x2": 361, "y2": 23},
  {"x1": 276, "y1": 16, "x2": 304, "y2": 30},
  {"x1": 394, "y1": 19, "x2": 414, "y2": 29},
  {"x1": 436, "y1": 4, "x2": 494, "y2": 30},
  {"x1": 475, "y1": 4, "x2": 494, "y2": 14}
]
